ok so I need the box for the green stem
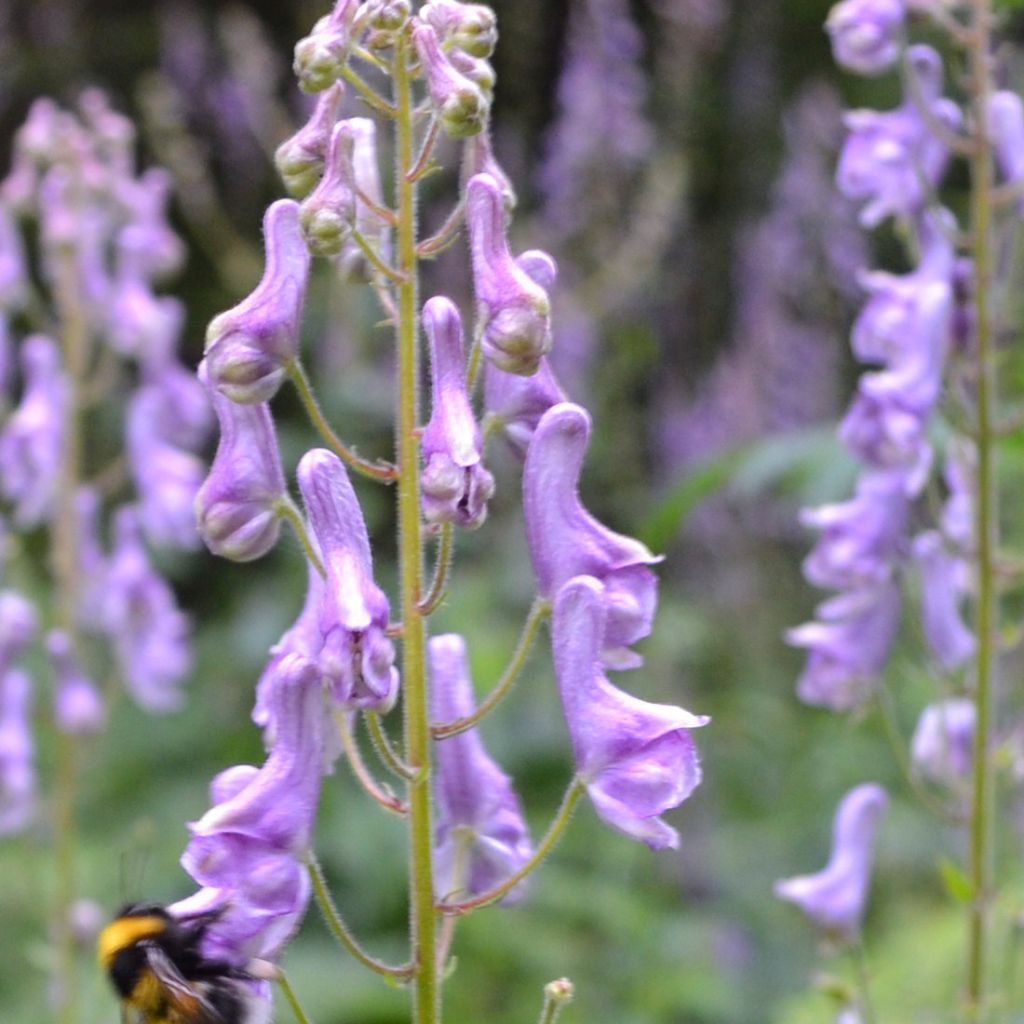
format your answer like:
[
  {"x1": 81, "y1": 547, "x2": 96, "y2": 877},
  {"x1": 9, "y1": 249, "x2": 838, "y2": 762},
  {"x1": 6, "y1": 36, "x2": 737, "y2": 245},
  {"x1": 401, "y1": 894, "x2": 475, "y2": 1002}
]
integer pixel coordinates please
[
  {"x1": 537, "y1": 979, "x2": 575, "y2": 1024},
  {"x1": 394, "y1": 34, "x2": 440, "y2": 1024},
  {"x1": 286, "y1": 359, "x2": 398, "y2": 482},
  {"x1": 966, "y1": 2, "x2": 998, "y2": 1020},
  {"x1": 351, "y1": 228, "x2": 406, "y2": 284},
  {"x1": 307, "y1": 852, "x2": 416, "y2": 979},
  {"x1": 438, "y1": 779, "x2": 585, "y2": 915},
  {"x1": 432, "y1": 598, "x2": 549, "y2": 740},
  {"x1": 276, "y1": 969, "x2": 316, "y2": 1024},
  {"x1": 364, "y1": 711, "x2": 417, "y2": 781},
  {"x1": 851, "y1": 940, "x2": 877, "y2": 1024},
  {"x1": 341, "y1": 66, "x2": 398, "y2": 117},
  {"x1": 275, "y1": 497, "x2": 326, "y2": 578},
  {"x1": 334, "y1": 710, "x2": 408, "y2": 816},
  {"x1": 418, "y1": 525, "x2": 453, "y2": 616}
]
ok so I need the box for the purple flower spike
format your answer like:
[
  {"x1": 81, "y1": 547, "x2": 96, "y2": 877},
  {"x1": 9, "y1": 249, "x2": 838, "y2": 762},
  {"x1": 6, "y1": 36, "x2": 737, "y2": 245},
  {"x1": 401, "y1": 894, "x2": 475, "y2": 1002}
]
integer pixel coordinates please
[
  {"x1": 47, "y1": 630, "x2": 105, "y2": 736},
  {"x1": 911, "y1": 699, "x2": 974, "y2": 787},
  {"x1": 911, "y1": 531, "x2": 974, "y2": 672},
  {"x1": 430, "y1": 634, "x2": 534, "y2": 901},
  {"x1": 787, "y1": 583, "x2": 901, "y2": 711},
  {"x1": 299, "y1": 121, "x2": 357, "y2": 258},
  {"x1": 838, "y1": 45, "x2": 961, "y2": 227},
  {"x1": 205, "y1": 200, "x2": 311, "y2": 404},
  {"x1": 103, "y1": 506, "x2": 191, "y2": 713},
  {"x1": 988, "y1": 91, "x2": 1024, "y2": 212},
  {"x1": 293, "y1": 0, "x2": 360, "y2": 94},
  {"x1": 775, "y1": 783, "x2": 889, "y2": 941},
  {"x1": 298, "y1": 449, "x2": 399, "y2": 711},
  {"x1": 0, "y1": 591, "x2": 38, "y2": 665},
  {"x1": 173, "y1": 653, "x2": 323, "y2": 967},
  {"x1": 421, "y1": 297, "x2": 494, "y2": 528},
  {"x1": 467, "y1": 173, "x2": 552, "y2": 376},
  {"x1": 552, "y1": 576, "x2": 708, "y2": 850},
  {"x1": 0, "y1": 668, "x2": 35, "y2": 836},
  {"x1": 413, "y1": 21, "x2": 489, "y2": 140},
  {"x1": 196, "y1": 361, "x2": 286, "y2": 562},
  {"x1": 275, "y1": 83, "x2": 344, "y2": 199},
  {"x1": 825, "y1": 0, "x2": 904, "y2": 77},
  {"x1": 524, "y1": 402, "x2": 661, "y2": 669},
  {"x1": 0, "y1": 335, "x2": 67, "y2": 528}
]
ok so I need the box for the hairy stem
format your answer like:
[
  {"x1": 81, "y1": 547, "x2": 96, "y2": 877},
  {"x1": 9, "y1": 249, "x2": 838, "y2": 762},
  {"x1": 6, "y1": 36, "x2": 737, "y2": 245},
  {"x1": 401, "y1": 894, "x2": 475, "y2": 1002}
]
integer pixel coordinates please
[
  {"x1": 276, "y1": 969, "x2": 316, "y2": 1024},
  {"x1": 418, "y1": 525, "x2": 453, "y2": 616},
  {"x1": 364, "y1": 711, "x2": 417, "y2": 781},
  {"x1": 334, "y1": 710, "x2": 408, "y2": 816},
  {"x1": 275, "y1": 497, "x2": 326, "y2": 578}
]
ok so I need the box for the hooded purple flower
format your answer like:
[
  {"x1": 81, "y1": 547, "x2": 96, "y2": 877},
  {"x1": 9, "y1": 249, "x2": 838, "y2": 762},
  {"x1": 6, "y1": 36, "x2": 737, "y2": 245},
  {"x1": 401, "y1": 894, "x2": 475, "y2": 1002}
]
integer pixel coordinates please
[
  {"x1": 911, "y1": 699, "x2": 974, "y2": 787},
  {"x1": 988, "y1": 90, "x2": 1024, "y2": 212},
  {"x1": 0, "y1": 335, "x2": 67, "y2": 527},
  {"x1": 172, "y1": 653, "x2": 323, "y2": 968},
  {"x1": 196, "y1": 361, "x2": 286, "y2": 562},
  {"x1": 103, "y1": 506, "x2": 192, "y2": 712},
  {"x1": 825, "y1": 0, "x2": 904, "y2": 77},
  {"x1": 294, "y1": 0, "x2": 360, "y2": 94},
  {"x1": 911, "y1": 530, "x2": 974, "y2": 672},
  {"x1": 275, "y1": 83, "x2": 344, "y2": 199},
  {"x1": 430, "y1": 634, "x2": 533, "y2": 901},
  {"x1": 552, "y1": 576, "x2": 707, "y2": 850},
  {"x1": 47, "y1": 629, "x2": 105, "y2": 736},
  {"x1": 412, "y1": 21, "x2": 489, "y2": 139},
  {"x1": 775, "y1": 783, "x2": 889, "y2": 941},
  {"x1": 298, "y1": 448, "x2": 398, "y2": 711},
  {"x1": 524, "y1": 402, "x2": 661, "y2": 669},
  {"x1": 467, "y1": 173, "x2": 552, "y2": 376},
  {"x1": 205, "y1": 200, "x2": 311, "y2": 404},
  {"x1": 837, "y1": 45, "x2": 960, "y2": 227},
  {"x1": 787, "y1": 583, "x2": 901, "y2": 711},
  {"x1": 421, "y1": 296, "x2": 494, "y2": 528},
  {"x1": 299, "y1": 121, "x2": 357, "y2": 258},
  {"x1": 0, "y1": 668, "x2": 35, "y2": 835}
]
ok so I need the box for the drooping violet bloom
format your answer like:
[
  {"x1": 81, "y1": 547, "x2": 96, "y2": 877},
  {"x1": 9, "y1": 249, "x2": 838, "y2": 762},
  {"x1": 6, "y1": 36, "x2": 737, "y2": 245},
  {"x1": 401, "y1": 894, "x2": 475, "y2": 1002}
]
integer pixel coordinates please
[
  {"x1": 911, "y1": 698, "x2": 974, "y2": 787},
  {"x1": 774, "y1": 783, "x2": 889, "y2": 941},
  {"x1": 825, "y1": 0, "x2": 904, "y2": 77},
  {"x1": 127, "y1": 386, "x2": 205, "y2": 551},
  {"x1": 294, "y1": 0, "x2": 360, "y2": 94},
  {"x1": 787, "y1": 583, "x2": 901, "y2": 711},
  {"x1": 275, "y1": 82, "x2": 344, "y2": 199},
  {"x1": 988, "y1": 91, "x2": 1024, "y2": 213},
  {"x1": 299, "y1": 120, "x2": 358, "y2": 258},
  {"x1": 467, "y1": 173, "x2": 552, "y2": 376},
  {"x1": 911, "y1": 530, "x2": 974, "y2": 672},
  {"x1": 75, "y1": 488, "x2": 109, "y2": 634},
  {"x1": 0, "y1": 591, "x2": 38, "y2": 666},
  {"x1": 0, "y1": 335, "x2": 68, "y2": 528},
  {"x1": 525, "y1": 402, "x2": 661, "y2": 669},
  {"x1": 338, "y1": 118, "x2": 391, "y2": 282},
  {"x1": 171, "y1": 653, "x2": 323, "y2": 970},
  {"x1": 205, "y1": 200, "x2": 311, "y2": 404},
  {"x1": 103, "y1": 506, "x2": 192, "y2": 713},
  {"x1": 196, "y1": 361, "x2": 286, "y2": 562},
  {"x1": 837, "y1": 45, "x2": 961, "y2": 228},
  {"x1": 47, "y1": 630, "x2": 105, "y2": 736},
  {"x1": 552, "y1": 576, "x2": 707, "y2": 850},
  {"x1": 298, "y1": 449, "x2": 399, "y2": 711},
  {"x1": 421, "y1": 297, "x2": 494, "y2": 528},
  {"x1": 0, "y1": 668, "x2": 35, "y2": 836},
  {"x1": 430, "y1": 634, "x2": 533, "y2": 901},
  {"x1": 412, "y1": 21, "x2": 489, "y2": 139}
]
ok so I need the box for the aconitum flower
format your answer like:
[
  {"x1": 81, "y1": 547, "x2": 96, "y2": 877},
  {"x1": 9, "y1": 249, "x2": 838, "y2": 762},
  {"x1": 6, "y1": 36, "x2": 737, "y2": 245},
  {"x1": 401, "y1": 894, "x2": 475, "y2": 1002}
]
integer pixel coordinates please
[
  {"x1": 422, "y1": 0, "x2": 497, "y2": 57},
  {"x1": 524, "y1": 402, "x2": 661, "y2": 669},
  {"x1": 47, "y1": 630, "x2": 105, "y2": 736},
  {"x1": 988, "y1": 91, "x2": 1024, "y2": 209},
  {"x1": 275, "y1": 83, "x2": 344, "y2": 199},
  {"x1": 911, "y1": 531, "x2": 974, "y2": 672},
  {"x1": 205, "y1": 200, "x2": 311, "y2": 404},
  {"x1": 0, "y1": 334, "x2": 67, "y2": 527},
  {"x1": 467, "y1": 173, "x2": 552, "y2": 375},
  {"x1": 0, "y1": 591, "x2": 38, "y2": 664},
  {"x1": 775, "y1": 783, "x2": 889, "y2": 941},
  {"x1": 412, "y1": 21, "x2": 489, "y2": 139},
  {"x1": 298, "y1": 448, "x2": 399, "y2": 711},
  {"x1": 421, "y1": 296, "x2": 494, "y2": 528},
  {"x1": 0, "y1": 668, "x2": 35, "y2": 835},
  {"x1": 552, "y1": 576, "x2": 707, "y2": 850},
  {"x1": 293, "y1": 0, "x2": 360, "y2": 94},
  {"x1": 911, "y1": 699, "x2": 974, "y2": 786},
  {"x1": 196, "y1": 363, "x2": 286, "y2": 562},
  {"x1": 172, "y1": 654, "x2": 323, "y2": 968},
  {"x1": 103, "y1": 506, "x2": 191, "y2": 712},
  {"x1": 787, "y1": 583, "x2": 901, "y2": 711},
  {"x1": 837, "y1": 45, "x2": 960, "y2": 228},
  {"x1": 430, "y1": 634, "x2": 533, "y2": 901},
  {"x1": 825, "y1": 0, "x2": 904, "y2": 77},
  {"x1": 299, "y1": 121, "x2": 357, "y2": 258}
]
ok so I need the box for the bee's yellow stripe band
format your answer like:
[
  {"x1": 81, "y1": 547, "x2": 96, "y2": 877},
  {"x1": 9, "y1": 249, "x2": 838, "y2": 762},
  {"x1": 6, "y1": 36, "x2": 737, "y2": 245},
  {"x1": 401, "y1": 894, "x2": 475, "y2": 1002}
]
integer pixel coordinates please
[{"x1": 97, "y1": 916, "x2": 167, "y2": 968}]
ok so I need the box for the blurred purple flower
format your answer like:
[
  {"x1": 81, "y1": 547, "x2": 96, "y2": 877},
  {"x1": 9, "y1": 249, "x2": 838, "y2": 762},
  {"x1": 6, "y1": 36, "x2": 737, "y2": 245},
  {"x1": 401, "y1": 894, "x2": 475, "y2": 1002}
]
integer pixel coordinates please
[
  {"x1": 911, "y1": 530, "x2": 974, "y2": 672},
  {"x1": 0, "y1": 668, "x2": 35, "y2": 835},
  {"x1": 47, "y1": 629, "x2": 105, "y2": 736},
  {"x1": 911, "y1": 698, "x2": 974, "y2": 787},
  {"x1": 825, "y1": 0, "x2": 904, "y2": 77},
  {"x1": 988, "y1": 91, "x2": 1024, "y2": 212},
  {"x1": 524, "y1": 402, "x2": 661, "y2": 669},
  {"x1": 0, "y1": 203, "x2": 28, "y2": 312},
  {"x1": 552, "y1": 575, "x2": 707, "y2": 850},
  {"x1": 0, "y1": 591, "x2": 38, "y2": 665},
  {"x1": 430, "y1": 634, "x2": 533, "y2": 901},
  {"x1": 775, "y1": 783, "x2": 889, "y2": 941},
  {"x1": 75, "y1": 487, "x2": 109, "y2": 634}
]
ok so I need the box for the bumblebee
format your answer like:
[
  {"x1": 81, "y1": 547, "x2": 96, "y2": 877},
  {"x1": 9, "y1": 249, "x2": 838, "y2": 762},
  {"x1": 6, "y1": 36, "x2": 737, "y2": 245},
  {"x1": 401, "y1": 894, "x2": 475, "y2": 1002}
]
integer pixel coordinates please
[{"x1": 98, "y1": 903, "x2": 270, "y2": 1024}]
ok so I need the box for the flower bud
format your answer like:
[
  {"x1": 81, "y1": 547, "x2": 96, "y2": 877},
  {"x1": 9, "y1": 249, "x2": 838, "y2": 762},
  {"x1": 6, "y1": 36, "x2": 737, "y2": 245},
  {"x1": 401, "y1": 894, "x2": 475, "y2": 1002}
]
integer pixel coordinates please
[
  {"x1": 466, "y1": 173, "x2": 552, "y2": 375},
  {"x1": 293, "y1": 0, "x2": 360, "y2": 94},
  {"x1": 448, "y1": 47, "x2": 495, "y2": 101},
  {"x1": 412, "y1": 22, "x2": 489, "y2": 139},
  {"x1": 205, "y1": 200, "x2": 311, "y2": 404},
  {"x1": 364, "y1": 0, "x2": 411, "y2": 31},
  {"x1": 299, "y1": 122, "x2": 357, "y2": 258},
  {"x1": 422, "y1": 0, "x2": 498, "y2": 58},
  {"x1": 274, "y1": 83, "x2": 344, "y2": 200},
  {"x1": 48, "y1": 630, "x2": 105, "y2": 736},
  {"x1": 825, "y1": 0, "x2": 904, "y2": 77}
]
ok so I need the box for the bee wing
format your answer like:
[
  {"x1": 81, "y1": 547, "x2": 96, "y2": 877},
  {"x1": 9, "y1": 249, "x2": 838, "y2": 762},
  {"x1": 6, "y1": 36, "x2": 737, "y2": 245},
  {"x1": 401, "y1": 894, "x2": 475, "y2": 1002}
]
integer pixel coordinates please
[{"x1": 140, "y1": 941, "x2": 224, "y2": 1023}]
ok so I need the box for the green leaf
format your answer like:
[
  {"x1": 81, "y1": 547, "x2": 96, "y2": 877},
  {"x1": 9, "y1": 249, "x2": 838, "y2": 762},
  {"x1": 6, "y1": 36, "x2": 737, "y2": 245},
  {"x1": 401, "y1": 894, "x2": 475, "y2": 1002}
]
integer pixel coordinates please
[{"x1": 938, "y1": 857, "x2": 974, "y2": 904}]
